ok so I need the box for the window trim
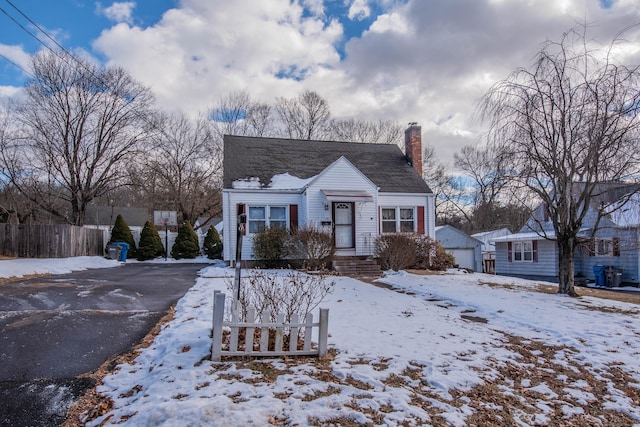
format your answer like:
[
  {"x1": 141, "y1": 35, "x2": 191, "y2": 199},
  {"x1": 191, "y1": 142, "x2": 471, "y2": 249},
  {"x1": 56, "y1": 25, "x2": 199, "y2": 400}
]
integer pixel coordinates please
[
  {"x1": 247, "y1": 205, "x2": 289, "y2": 234},
  {"x1": 510, "y1": 240, "x2": 536, "y2": 263},
  {"x1": 588, "y1": 237, "x2": 620, "y2": 258},
  {"x1": 380, "y1": 206, "x2": 416, "y2": 234}
]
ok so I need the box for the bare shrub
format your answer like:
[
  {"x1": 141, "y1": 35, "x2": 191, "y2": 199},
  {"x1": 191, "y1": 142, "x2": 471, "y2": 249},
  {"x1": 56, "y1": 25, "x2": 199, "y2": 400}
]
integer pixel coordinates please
[
  {"x1": 430, "y1": 242, "x2": 456, "y2": 271},
  {"x1": 376, "y1": 233, "x2": 455, "y2": 271},
  {"x1": 375, "y1": 234, "x2": 418, "y2": 271},
  {"x1": 227, "y1": 269, "x2": 335, "y2": 323},
  {"x1": 290, "y1": 226, "x2": 335, "y2": 270},
  {"x1": 252, "y1": 227, "x2": 292, "y2": 268}
]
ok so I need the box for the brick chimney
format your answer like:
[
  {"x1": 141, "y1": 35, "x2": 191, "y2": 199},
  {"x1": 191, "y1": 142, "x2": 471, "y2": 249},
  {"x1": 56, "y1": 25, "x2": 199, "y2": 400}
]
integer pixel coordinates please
[{"x1": 404, "y1": 122, "x2": 422, "y2": 177}]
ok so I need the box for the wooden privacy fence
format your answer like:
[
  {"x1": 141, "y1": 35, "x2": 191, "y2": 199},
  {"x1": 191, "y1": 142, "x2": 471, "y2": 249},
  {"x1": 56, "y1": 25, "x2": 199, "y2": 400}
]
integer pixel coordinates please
[
  {"x1": 0, "y1": 224, "x2": 105, "y2": 258},
  {"x1": 211, "y1": 292, "x2": 329, "y2": 362}
]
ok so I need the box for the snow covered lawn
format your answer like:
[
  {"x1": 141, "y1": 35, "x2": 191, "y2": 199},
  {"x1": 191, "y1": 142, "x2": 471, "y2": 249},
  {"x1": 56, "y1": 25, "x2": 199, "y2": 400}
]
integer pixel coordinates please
[{"x1": 73, "y1": 266, "x2": 640, "y2": 426}]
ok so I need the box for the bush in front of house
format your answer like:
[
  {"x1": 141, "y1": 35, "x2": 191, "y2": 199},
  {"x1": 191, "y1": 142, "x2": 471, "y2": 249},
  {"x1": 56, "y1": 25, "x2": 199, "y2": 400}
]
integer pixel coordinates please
[
  {"x1": 290, "y1": 225, "x2": 335, "y2": 270},
  {"x1": 137, "y1": 220, "x2": 165, "y2": 260},
  {"x1": 412, "y1": 234, "x2": 456, "y2": 271},
  {"x1": 228, "y1": 268, "x2": 335, "y2": 323},
  {"x1": 203, "y1": 226, "x2": 223, "y2": 259},
  {"x1": 429, "y1": 241, "x2": 456, "y2": 271},
  {"x1": 252, "y1": 226, "x2": 292, "y2": 268},
  {"x1": 107, "y1": 214, "x2": 137, "y2": 258},
  {"x1": 375, "y1": 233, "x2": 456, "y2": 271},
  {"x1": 171, "y1": 221, "x2": 200, "y2": 259},
  {"x1": 375, "y1": 233, "x2": 418, "y2": 271}
]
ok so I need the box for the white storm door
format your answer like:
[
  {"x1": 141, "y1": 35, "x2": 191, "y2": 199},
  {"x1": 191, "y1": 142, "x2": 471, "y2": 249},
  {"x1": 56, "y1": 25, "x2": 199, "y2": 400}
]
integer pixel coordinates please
[{"x1": 334, "y1": 202, "x2": 354, "y2": 249}]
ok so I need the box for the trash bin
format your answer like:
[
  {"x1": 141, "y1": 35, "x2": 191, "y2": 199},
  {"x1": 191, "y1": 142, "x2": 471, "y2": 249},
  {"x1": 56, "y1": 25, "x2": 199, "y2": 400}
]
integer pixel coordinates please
[
  {"x1": 593, "y1": 265, "x2": 606, "y2": 287},
  {"x1": 613, "y1": 271, "x2": 623, "y2": 287},
  {"x1": 112, "y1": 242, "x2": 129, "y2": 262},
  {"x1": 605, "y1": 267, "x2": 623, "y2": 287},
  {"x1": 605, "y1": 266, "x2": 614, "y2": 288},
  {"x1": 106, "y1": 243, "x2": 122, "y2": 260}
]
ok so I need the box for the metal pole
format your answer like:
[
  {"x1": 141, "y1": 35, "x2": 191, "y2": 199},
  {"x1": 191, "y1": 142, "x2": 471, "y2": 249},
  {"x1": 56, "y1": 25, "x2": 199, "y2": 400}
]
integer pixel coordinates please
[
  {"x1": 233, "y1": 211, "x2": 246, "y2": 322},
  {"x1": 165, "y1": 224, "x2": 168, "y2": 260}
]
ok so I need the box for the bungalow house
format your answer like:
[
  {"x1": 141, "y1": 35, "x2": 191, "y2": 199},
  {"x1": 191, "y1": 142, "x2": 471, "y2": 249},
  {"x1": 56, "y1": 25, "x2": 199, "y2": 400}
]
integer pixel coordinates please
[
  {"x1": 493, "y1": 183, "x2": 640, "y2": 285},
  {"x1": 435, "y1": 225, "x2": 483, "y2": 272},
  {"x1": 222, "y1": 124, "x2": 436, "y2": 265}
]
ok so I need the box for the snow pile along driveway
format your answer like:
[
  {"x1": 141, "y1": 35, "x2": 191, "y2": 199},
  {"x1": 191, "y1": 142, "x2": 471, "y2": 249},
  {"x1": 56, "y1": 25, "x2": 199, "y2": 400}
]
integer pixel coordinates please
[{"x1": 87, "y1": 268, "x2": 640, "y2": 426}]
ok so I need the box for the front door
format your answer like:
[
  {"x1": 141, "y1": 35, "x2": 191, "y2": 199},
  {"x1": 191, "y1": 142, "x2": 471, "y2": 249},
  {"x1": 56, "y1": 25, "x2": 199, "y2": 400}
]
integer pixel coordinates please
[{"x1": 333, "y1": 202, "x2": 354, "y2": 249}]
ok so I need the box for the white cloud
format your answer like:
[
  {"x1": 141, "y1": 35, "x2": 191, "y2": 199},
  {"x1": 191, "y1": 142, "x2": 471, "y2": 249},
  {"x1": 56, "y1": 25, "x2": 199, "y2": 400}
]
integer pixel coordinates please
[
  {"x1": 96, "y1": 2, "x2": 136, "y2": 24},
  {"x1": 367, "y1": 11, "x2": 410, "y2": 34},
  {"x1": 301, "y1": 0, "x2": 325, "y2": 16},
  {"x1": 0, "y1": 44, "x2": 31, "y2": 75},
  {"x1": 348, "y1": 0, "x2": 371, "y2": 20},
  {"x1": 93, "y1": 0, "x2": 343, "y2": 113},
  {"x1": 91, "y1": 0, "x2": 640, "y2": 167}
]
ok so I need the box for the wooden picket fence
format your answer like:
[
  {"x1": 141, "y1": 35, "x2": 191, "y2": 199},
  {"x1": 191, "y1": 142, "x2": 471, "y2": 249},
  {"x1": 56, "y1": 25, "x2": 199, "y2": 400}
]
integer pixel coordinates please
[{"x1": 211, "y1": 292, "x2": 329, "y2": 362}]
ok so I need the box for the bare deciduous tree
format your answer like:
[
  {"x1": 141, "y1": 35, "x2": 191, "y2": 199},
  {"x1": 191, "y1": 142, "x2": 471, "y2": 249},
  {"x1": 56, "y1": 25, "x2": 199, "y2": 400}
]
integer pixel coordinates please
[
  {"x1": 454, "y1": 144, "x2": 510, "y2": 207},
  {"x1": 478, "y1": 25, "x2": 640, "y2": 296},
  {"x1": 2, "y1": 51, "x2": 154, "y2": 225},
  {"x1": 210, "y1": 91, "x2": 274, "y2": 139},
  {"x1": 275, "y1": 90, "x2": 330, "y2": 140},
  {"x1": 133, "y1": 112, "x2": 222, "y2": 226},
  {"x1": 328, "y1": 118, "x2": 403, "y2": 145}
]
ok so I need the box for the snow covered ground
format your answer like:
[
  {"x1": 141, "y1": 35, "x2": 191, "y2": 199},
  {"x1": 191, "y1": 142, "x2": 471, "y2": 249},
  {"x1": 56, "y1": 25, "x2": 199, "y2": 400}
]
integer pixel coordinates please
[{"x1": 2, "y1": 258, "x2": 639, "y2": 426}]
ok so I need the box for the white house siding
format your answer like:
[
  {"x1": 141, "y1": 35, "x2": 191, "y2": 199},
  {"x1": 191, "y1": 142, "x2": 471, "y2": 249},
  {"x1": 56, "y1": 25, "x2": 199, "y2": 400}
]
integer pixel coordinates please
[
  {"x1": 378, "y1": 193, "x2": 436, "y2": 240},
  {"x1": 222, "y1": 190, "x2": 303, "y2": 263},
  {"x1": 495, "y1": 239, "x2": 559, "y2": 282},
  {"x1": 305, "y1": 158, "x2": 379, "y2": 256}
]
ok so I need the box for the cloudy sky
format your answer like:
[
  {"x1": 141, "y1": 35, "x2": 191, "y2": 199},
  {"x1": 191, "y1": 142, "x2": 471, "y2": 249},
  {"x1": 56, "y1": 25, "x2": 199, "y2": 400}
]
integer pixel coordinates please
[{"x1": 1, "y1": 0, "x2": 639, "y2": 166}]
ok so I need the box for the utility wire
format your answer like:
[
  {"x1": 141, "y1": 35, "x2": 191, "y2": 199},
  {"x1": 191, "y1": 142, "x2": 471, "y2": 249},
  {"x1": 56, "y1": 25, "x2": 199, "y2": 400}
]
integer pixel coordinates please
[
  {"x1": 0, "y1": 0, "x2": 167, "y2": 137},
  {"x1": 0, "y1": 52, "x2": 35, "y2": 79},
  {"x1": 5, "y1": 0, "x2": 72, "y2": 56}
]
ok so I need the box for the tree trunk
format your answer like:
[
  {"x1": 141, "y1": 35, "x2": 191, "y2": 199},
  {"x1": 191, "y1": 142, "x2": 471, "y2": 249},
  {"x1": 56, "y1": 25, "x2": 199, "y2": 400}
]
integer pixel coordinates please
[{"x1": 557, "y1": 238, "x2": 578, "y2": 296}]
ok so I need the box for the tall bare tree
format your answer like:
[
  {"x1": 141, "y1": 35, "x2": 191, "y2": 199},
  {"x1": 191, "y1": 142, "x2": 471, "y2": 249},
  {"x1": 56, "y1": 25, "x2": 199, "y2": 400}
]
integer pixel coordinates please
[
  {"x1": 275, "y1": 90, "x2": 330, "y2": 140},
  {"x1": 1, "y1": 51, "x2": 154, "y2": 225},
  {"x1": 454, "y1": 145, "x2": 510, "y2": 207},
  {"x1": 133, "y1": 112, "x2": 222, "y2": 226},
  {"x1": 328, "y1": 118, "x2": 403, "y2": 144},
  {"x1": 210, "y1": 91, "x2": 274, "y2": 139},
  {"x1": 478, "y1": 25, "x2": 640, "y2": 296}
]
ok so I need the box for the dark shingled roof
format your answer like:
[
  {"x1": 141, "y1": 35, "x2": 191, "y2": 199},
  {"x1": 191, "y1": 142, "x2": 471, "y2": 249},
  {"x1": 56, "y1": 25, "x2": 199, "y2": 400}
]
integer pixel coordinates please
[{"x1": 223, "y1": 135, "x2": 432, "y2": 194}]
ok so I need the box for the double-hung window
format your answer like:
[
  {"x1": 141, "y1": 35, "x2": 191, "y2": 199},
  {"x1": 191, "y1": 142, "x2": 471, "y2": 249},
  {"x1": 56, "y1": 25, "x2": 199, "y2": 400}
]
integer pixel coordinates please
[
  {"x1": 589, "y1": 237, "x2": 620, "y2": 256},
  {"x1": 381, "y1": 207, "x2": 415, "y2": 233},
  {"x1": 513, "y1": 241, "x2": 533, "y2": 262},
  {"x1": 248, "y1": 205, "x2": 287, "y2": 233}
]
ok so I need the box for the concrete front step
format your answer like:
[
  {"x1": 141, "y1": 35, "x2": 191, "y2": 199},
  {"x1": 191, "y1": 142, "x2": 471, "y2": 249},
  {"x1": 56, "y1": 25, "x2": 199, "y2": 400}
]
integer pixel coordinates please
[{"x1": 333, "y1": 258, "x2": 381, "y2": 276}]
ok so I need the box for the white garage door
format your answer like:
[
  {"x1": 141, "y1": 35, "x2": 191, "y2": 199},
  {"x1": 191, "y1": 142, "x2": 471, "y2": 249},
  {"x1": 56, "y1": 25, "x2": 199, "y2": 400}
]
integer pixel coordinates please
[{"x1": 449, "y1": 249, "x2": 475, "y2": 270}]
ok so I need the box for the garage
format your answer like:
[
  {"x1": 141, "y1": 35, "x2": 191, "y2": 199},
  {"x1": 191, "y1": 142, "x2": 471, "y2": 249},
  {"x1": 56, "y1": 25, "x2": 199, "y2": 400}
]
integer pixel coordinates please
[{"x1": 435, "y1": 225, "x2": 483, "y2": 272}]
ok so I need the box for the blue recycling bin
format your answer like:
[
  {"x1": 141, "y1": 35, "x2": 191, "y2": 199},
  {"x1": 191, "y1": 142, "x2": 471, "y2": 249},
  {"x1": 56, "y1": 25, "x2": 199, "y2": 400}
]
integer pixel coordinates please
[
  {"x1": 593, "y1": 265, "x2": 606, "y2": 287},
  {"x1": 113, "y1": 242, "x2": 129, "y2": 262}
]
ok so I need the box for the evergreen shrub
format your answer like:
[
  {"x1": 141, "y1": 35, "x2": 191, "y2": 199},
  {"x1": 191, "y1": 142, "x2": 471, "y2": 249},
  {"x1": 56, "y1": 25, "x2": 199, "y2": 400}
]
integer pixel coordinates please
[
  {"x1": 107, "y1": 214, "x2": 137, "y2": 259},
  {"x1": 203, "y1": 226, "x2": 223, "y2": 259},
  {"x1": 137, "y1": 220, "x2": 165, "y2": 260},
  {"x1": 171, "y1": 221, "x2": 200, "y2": 259}
]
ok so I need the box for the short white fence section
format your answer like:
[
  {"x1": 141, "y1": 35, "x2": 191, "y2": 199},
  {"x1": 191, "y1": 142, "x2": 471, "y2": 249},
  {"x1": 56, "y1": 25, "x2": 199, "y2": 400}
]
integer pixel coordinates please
[{"x1": 211, "y1": 292, "x2": 329, "y2": 362}]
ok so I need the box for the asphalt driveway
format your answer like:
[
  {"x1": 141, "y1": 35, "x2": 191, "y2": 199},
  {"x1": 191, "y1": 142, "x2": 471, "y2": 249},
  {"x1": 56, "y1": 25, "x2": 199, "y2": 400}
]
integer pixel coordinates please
[{"x1": 0, "y1": 262, "x2": 206, "y2": 427}]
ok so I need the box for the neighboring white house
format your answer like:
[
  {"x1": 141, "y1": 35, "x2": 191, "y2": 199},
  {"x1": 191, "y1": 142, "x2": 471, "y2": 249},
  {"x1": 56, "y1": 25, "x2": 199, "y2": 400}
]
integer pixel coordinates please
[
  {"x1": 222, "y1": 124, "x2": 436, "y2": 264},
  {"x1": 435, "y1": 225, "x2": 483, "y2": 272},
  {"x1": 471, "y1": 228, "x2": 511, "y2": 273}
]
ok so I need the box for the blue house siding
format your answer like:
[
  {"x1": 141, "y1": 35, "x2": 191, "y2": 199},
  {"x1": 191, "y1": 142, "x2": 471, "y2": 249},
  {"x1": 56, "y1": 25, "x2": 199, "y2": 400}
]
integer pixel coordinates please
[
  {"x1": 496, "y1": 184, "x2": 640, "y2": 285},
  {"x1": 575, "y1": 229, "x2": 640, "y2": 284},
  {"x1": 495, "y1": 239, "x2": 558, "y2": 282}
]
